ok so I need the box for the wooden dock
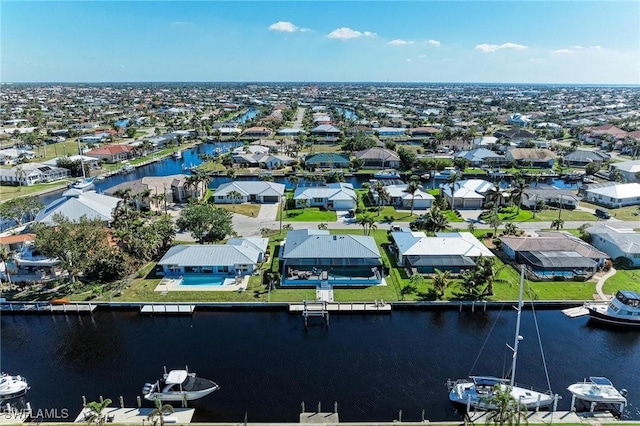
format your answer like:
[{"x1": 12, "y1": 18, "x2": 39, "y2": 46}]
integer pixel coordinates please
[
  {"x1": 300, "y1": 412, "x2": 340, "y2": 424},
  {"x1": 290, "y1": 301, "x2": 392, "y2": 314},
  {"x1": 0, "y1": 302, "x2": 96, "y2": 314},
  {"x1": 74, "y1": 407, "x2": 195, "y2": 424},
  {"x1": 469, "y1": 409, "x2": 622, "y2": 424},
  {"x1": 562, "y1": 306, "x2": 590, "y2": 318},
  {"x1": 140, "y1": 304, "x2": 195, "y2": 315}
]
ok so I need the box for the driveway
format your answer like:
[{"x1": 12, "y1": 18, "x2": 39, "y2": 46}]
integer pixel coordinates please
[
  {"x1": 257, "y1": 203, "x2": 279, "y2": 220},
  {"x1": 458, "y1": 209, "x2": 484, "y2": 223}
]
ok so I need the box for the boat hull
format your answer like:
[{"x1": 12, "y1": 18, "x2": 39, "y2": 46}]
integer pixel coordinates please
[
  {"x1": 449, "y1": 382, "x2": 555, "y2": 410},
  {"x1": 144, "y1": 386, "x2": 218, "y2": 402},
  {"x1": 587, "y1": 307, "x2": 640, "y2": 327},
  {"x1": 0, "y1": 376, "x2": 29, "y2": 400}
]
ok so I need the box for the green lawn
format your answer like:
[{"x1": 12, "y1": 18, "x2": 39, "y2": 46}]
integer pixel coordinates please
[
  {"x1": 0, "y1": 180, "x2": 73, "y2": 201},
  {"x1": 281, "y1": 207, "x2": 337, "y2": 222},
  {"x1": 215, "y1": 203, "x2": 262, "y2": 217},
  {"x1": 371, "y1": 206, "x2": 419, "y2": 223},
  {"x1": 579, "y1": 201, "x2": 640, "y2": 221},
  {"x1": 444, "y1": 210, "x2": 464, "y2": 222},
  {"x1": 602, "y1": 269, "x2": 640, "y2": 295}
]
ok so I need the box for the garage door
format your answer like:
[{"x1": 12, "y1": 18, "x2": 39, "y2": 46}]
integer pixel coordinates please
[{"x1": 263, "y1": 196, "x2": 279, "y2": 203}]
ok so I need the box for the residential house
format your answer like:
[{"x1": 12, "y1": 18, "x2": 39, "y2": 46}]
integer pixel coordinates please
[
  {"x1": 375, "y1": 127, "x2": 407, "y2": 137},
  {"x1": 310, "y1": 124, "x2": 341, "y2": 142},
  {"x1": 505, "y1": 148, "x2": 556, "y2": 168},
  {"x1": 354, "y1": 147, "x2": 400, "y2": 169},
  {"x1": 441, "y1": 179, "x2": 495, "y2": 209},
  {"x1": 105, "y1": 174, "x2": 196, "y2": 210},
  {"x1": 294, "y1": 183, "x2": 357, "y2": 211},
  {"x1": 580, "y1": 124, "x2": 627, "y2": 147},
  {"x1": 0, "y1": 148, "x2": 35, "y2": 165},
  {"x1": 233, "y1": 145, "x2": 270, "y2": 155},
  {"x1": 473, "y1": 136, "x2": 499, "y2": 148},
  {"x1": 157, "y1": 237, "x2": 268, "y2": 277},
  {"x1": 277, "y1": 128, "x2": 305, "y2": 137},
  {"x1": 507, "y1": 114, "x2": 531, "y2": 127},
  {"x1": 409, "y1": 127, "x2": 440, "y2": 138},
  {"x1": 587, "y1": 224, "x2": 640, "y2": 267},
  {"x1": 0, "y1": 163, "x2": 70, "y2": 186},
  {"x1": 280, "y1": 229, "x2": 383, "y2": 287},
  {"x1": 34, "y1": 189, "x2": 121, "y2": 225},
  {"x1": 583, "y1": 183, "x2": 640, "y2": 208},
  {"x1": 494, "y1": 128, "x2": 536, "y2": 146},
  {"x1": 370, "y1": 184, "x2": 434, "y2": 210},
  {"x1": 213, "y1": 181, "x2": 285, "y2": 204},
  {"x1": 455, "y1": 148, "x2": 505, "y2": 167},
  {"x1": 563, "y1": 150, "x2": 610, "y2": 168},
  {"x1": 499, "y1": 232, "x2": 608, "y2": 280},
  {"x1": 304, "y1": 153, "x2": 350, "y2": 170},
  {"x1": 610, "y1": 160, "x2": 640, "y2": 183},
  {"x1": 85, "y1": 144, "x2": 134, "y2": 163},
  {"x1": 241, "y1": 127, "x2": 272, "y2": 138},
  {"x1": 390, "y1": 230, "x2": 494, "y2": 274},
  {"x1": 522, "y1": 187, "x2": 580, "y2": 210}
]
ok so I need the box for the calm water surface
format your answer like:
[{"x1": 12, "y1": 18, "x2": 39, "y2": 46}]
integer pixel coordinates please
[{"x1": 1, "y1": 309, "x2": 639, "y2": 422}]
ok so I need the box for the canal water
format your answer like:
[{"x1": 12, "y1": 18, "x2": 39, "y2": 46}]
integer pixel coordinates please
[{"x1": 1, "y1": 309, "x2": 639, "y2": 422}]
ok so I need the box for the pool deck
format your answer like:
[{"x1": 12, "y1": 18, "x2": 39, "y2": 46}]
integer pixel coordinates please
[{"x1": 154, "y1": 275, "x2": 250, "y2": 292}]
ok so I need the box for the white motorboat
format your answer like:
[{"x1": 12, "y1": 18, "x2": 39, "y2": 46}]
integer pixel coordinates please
[
  {"x1": 0, "y1": 374, "x2": 30, "y2": 400},
  {"x1": 567, "y1": 377, "x2": 627, "y2": 414},
  {"x1": 447, "y1": 267, "x2": 557, "y2": 411},
  {"x1": 142, "y1": 367, "x2": 219, "y2": 402},
  {"x1": 586, "y1": 290, "x2": 640, "y2": 327},
  {"x1": 172, "y1": 150, "x2": 182, "y2": 160},
  {"x1": 373, "y1": 169, "x2": 400, "y2": 179},
  {"x1": 68, "y1": 178, "x2": 94, "y2": 191}
]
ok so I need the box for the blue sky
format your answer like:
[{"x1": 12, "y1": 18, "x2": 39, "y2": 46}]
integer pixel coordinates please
[{"x1": 2, "y1": 1, "x2": 639, "y2": 84}]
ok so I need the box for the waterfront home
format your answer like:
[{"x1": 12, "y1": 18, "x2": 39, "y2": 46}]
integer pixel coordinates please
[
  {"x1": 0, "y1": 162, "x2": 70, "y2": 186},
  {"x1": 505, "y1": 148, "x2": 556, "y2": 168},
  {"x1": 294, "y1": 183, "x2": 357, "y2": 211},
  {"x1": 232, "y1": 145, "x2": 270, "y2": 155},
  {"x1": 250, "y1": 138, "x2": 295, "y2": 153},
  {"x1": 409, "y1": 127, "x2": 440, "y2": 138},
  {"x1": 494, "y1": 128, "x2": 536, "y2": 145},
  {"x1": 370, "y1": 184, "x2": 434, "y2": 210},
  {"x1": 472, "y1": 136, "x2": 499, "y2": 148},
  {"x1": 562, "y1": 150, "x2": 610, "y2": 168},
  {"x1": 277, "y1": 128, "x2": 305, "y2": 137},
  {"x1": 583, "y1": 183, "x2": 640, "y2": 208},
  {"x1": 309, "y1": 124, "x2": 341, "y2": 142},
  {"x1": 375, "y1": 127, "x2": 407, "y2": 138},
  {"x1": 579, "y1": 124, "x2": 627, "y2": 145},
  {"x1": 34, "y1": 189, "x2": 121, "y2": 225},
  {"x1": 354, "y1": 147, "x2": 400, "y2": 169},
  {"x1": 522, "y1": 187, "x2": 580, "y2": 209},
  {"x1": 85, "y1": 144, "x2": 134, "y2": 163},
  {"x1": 241, "y1": 126, "x2": 272, "y2": 138},
  {"x1": 43, "y1": 155, "x2": 100, "y2": 170},
  {"x1": 213, "y1": 181, "x2": 285, "y2": 204},
  {"x1": 441, "y1": 179, "x2": 495, "y2": 209},
  {"x1": 499, "y1": 232, "x2": 607, "y2": 280},
  {"x1": 455, "y1": 148, "x2": 505, "y2": 167},
  {"x1": 389, "y1": 230, "x2": 494, "y2": 274},
  {"x1": 158, "y1": 237, "x2": 268, "y2": 277},
  {"x1": 280, "y1": 229, "x2": 383, "y2": 287},
  {"x1": 105, "y1": 174, "x2": 195, "y2": 209},
  {"x1": 304, "y1": 153, "x2": 350, "y2": 170},
  {"x1": 0, "y1": 148, "x2": 35, "y2": 165},
  {"x1": 609, "y1": 160, "x2": 640, "y2": 183},
  {"x1": 587, "y1": 224, "x2": 640, "y2": 267}
]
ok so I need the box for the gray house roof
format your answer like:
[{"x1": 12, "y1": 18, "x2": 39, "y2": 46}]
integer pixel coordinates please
[
  {"x1": 310, "y1": 124, "x2": 341, "y2": 134},
  {"x1": 294, "y1": 183, "x2": 356, "y2": 202},
  {"x1": 354, "y1": 147, "x2": 400, "y2": 162},
  {"x1": 588, "y1": 224, "x2": 640, "y2": 254},
  {"x1": 214, "y1": 181, "x2": 285, "y2": 198},
  {"x1": 455, "y1": 148, "x2": 504, "y2": 163},
  {"x1": 281, "y1": 229, "x2": 380, "y2": 259},
  {"x1": 35, "y1": 190, "x2": 121, "y2": 224},
  {"x1": 563, "y1": 150, "x2": 610, "y2": 163},
  {"x1": 158, "y1": 238, "x2": 268, "y2": 267},
  {"x1": 500, "y1": 232, "x2": 607, "y2": 259}
]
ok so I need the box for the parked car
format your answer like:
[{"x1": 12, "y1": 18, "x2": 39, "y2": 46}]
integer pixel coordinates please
[{"x1": 595, "y1": 208, "x2": 611, "y2": 219}]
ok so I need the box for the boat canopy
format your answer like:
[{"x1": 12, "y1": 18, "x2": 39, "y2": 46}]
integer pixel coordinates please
[
  {"x1": 590, "y1": 377, "x2": 614, "y2": 386},
  {"x1": 165, "y1": 370, "x2": 188, "y2": 384},
  {"x1": 617, "y1": 291, "x2": 640, "y2": 306},
  {"x1": 471, "y1": 376, "x2": 508, "y2": 386}
]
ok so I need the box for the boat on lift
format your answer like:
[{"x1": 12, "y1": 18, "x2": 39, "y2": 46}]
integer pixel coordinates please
[
  {"x1": 0, "y1": 373, "x2": 30, "y2": 400},
  {"x1": 567, "y1": 377, "x2": 627, "y2": 415},
  {"x1": 373, "y1": 169, "x2": 401, "y2": 179},
  {"x1": 142, "y1": 367, "x2": 219, "y2": 402}
]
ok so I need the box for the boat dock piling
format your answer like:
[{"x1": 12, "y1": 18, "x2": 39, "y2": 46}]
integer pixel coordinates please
[
  {"x1": 300, "y1": 300, "x2": 329, "y2": 327},
  {"x1": 299, "y1": 401, "x2": 339, "y2": 424}
]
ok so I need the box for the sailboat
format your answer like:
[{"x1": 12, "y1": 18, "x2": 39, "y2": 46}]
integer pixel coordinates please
[{"x1": 446, "y1": 266, "x2": 557, "y2": 411}]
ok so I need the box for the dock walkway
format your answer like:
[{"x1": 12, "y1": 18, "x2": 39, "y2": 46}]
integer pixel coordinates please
[
  {"x1": 140, "y1": 304, "x2": 195, "y2": 315},
  {"x1": 74, "y1": 407, "x2": 195, "y2": 424},
  {"x1": 290, "y1": 301, "x2": 391, "y2": 313},
  {"x1": 0, "y1": 302, "x2": 96, "y2": 314}
]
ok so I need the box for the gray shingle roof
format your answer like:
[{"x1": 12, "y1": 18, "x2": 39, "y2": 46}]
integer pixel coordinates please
[
  {"x1": 281, "y1": 229, "x2": 380, "y2": 259},
  {"x1": 215, "y1": 181, "x2": 285, "y2": 197},
  {"x1": 35, "y1": 190, "x2": 121, "y2": 224},
  {"x1": 158, "y1": 239, "x2": 267, "y2": 267}
]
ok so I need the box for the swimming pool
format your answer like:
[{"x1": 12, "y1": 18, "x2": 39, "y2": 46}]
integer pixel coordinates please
[{"x1": 180, "y1": 274, "x2": 227, "y2": 286}]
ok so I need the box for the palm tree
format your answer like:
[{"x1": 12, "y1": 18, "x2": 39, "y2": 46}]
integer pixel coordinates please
[
  {"x1": 486, "y1": 210, "x2": 502, "y2": 236},
  {"x1": 484, "y1": 384, "x2": 528, "y2": 426},
  {"x1": 424, "y1": 207, "x2": 450, "y2": 233},
  {"x1": 372, "y1": 181, "x2": 390, "y2": 215},
  {"x1": 297, "y1": 198, "x2": 310, "y2": 212},
  {"x1": 289, "y1": 175, "x2": 301, "y2": 189},
  {"x1": 147, "y1": 398, "x2": 174, "y2": 426},
  {"x1": 356, "y1": 213, "x2": 377, "y2": 236},
  {"x1": 227, "y1": 190, "x2": 243, "y2": 207},
  {"x1": 432, "y1": 269, "x2": 451, "y2": 300},
  {"x1": 0, "y1": 246, "x2": 12, "y2": 288},
  {"x1": 446, "y1": 172, "x2": 461, "y2": 210},
  {"x1": 14, "y1": 165, "x2": 26, "y2": 191},
  {"x1": 83, "y1": 398, "x2": 112, "y2": 426},
  {"x1": 509, "y1": 180, "x2": 527, "y2": 215},
  {"x1": 551, "y1": 218, "x2": 565, "y2": 230},
  {"x1": 403, "y1": 180, "x2": 420, "y2": 217},
  {"x1": 317, "y1": 223, "x2": 328, "y2": 230}
]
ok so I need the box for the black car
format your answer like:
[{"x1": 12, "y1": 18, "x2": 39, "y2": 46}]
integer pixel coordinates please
[{"x1": 595, "y1": 208, "x2": 611, "y2": 219}]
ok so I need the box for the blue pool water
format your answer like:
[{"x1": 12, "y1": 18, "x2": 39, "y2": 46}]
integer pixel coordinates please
[{"x1": 180, "y1": 274, "x2": 227, "y2": 286}]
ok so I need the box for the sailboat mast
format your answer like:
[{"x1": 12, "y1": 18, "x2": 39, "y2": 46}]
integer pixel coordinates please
[{"x1": 510, "y1": 265, "x2": 525, "y2": 388}]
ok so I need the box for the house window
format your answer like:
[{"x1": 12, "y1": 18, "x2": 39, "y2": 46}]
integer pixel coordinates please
[
  {"x1": 218, "y1": 266, "x2": 229, "y2": 273},
  {"x1": 313, "y1": 198, "x2": 324, "y2": 203}
]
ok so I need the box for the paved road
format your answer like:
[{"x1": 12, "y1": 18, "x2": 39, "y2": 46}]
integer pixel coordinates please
[{"x1": 292, "y1": 107, "x2": 306, "y2": 129}]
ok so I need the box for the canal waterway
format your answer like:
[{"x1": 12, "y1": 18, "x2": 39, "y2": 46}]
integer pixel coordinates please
[{"x1": 1, "y1": 309, "x2": 638, "y2": 422}]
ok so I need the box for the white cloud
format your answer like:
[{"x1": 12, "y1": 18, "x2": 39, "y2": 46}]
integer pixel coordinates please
[
  {"x1": 388, "y1": 39, "x2": 414, "y2": 45},
  {"x1": 591, "y1": 45, "x2": 602, "y2": 50},
  {"x1": 269, "y1": 21, "x2": 309, "y2": 32},
  {"x1": 569, "y1": 45, "x2": 584, "y2": 50},
  {"x1": 475, "y1": 42, "x2": 527, "y2": 53},
  {"x1": 529, "y1": 58, "x2": 543, "y2": 63},
  {"x1": 427, "y1": 39, "x2": 441, "y2": 47},
  {"x1": 552, "y1": 48, "x2": 575, "y2": 54},
  {"x1": 327, "y1": 27, "x2": 375, "y2": 40}
]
